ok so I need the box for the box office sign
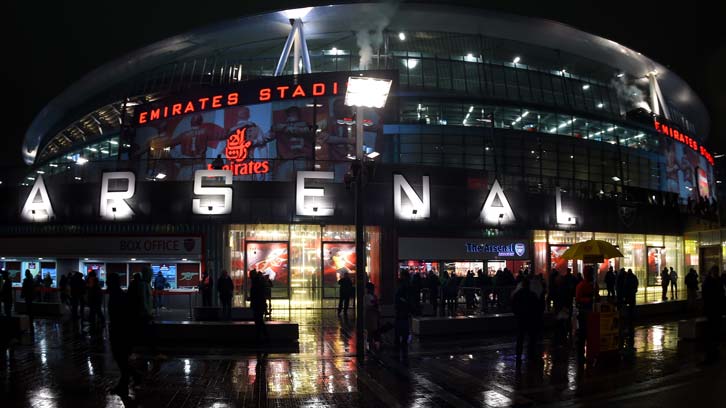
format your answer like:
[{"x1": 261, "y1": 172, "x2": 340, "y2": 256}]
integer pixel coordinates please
[
  {"x1": 0, "y1": 236, "x2": 202, "y2": 258},
  {"x1": 398, "y1": 237, "x2": 530, "y2": 261}
]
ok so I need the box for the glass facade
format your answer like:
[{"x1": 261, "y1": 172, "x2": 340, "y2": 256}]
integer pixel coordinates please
[
  {"x1": 537, "y1": 230, "x2": 685, "y2": 303},
  {"x1": 227, "y1": 224, "x2": 380, "y2": 309}
]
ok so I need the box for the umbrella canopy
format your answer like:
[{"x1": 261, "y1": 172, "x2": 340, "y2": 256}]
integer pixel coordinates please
[{"x1": 561, "y1": 239, "x2": 623, "y2": 263}]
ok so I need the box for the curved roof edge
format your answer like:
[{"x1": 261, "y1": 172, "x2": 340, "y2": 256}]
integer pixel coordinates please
[{"x1": 23, "y1": 2, "x2": 709, "y2": 165}]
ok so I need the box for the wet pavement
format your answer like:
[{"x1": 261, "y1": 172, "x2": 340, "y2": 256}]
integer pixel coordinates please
[{"x1": 1, "y1": 312, "x2": 724, "y2": 407}]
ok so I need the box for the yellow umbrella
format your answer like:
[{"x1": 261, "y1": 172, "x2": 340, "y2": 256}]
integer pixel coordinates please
[{"x1": 561, "y1": 239, "x2": 623, "y2": 263}]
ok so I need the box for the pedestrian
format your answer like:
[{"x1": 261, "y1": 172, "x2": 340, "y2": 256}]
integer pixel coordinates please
[
  {"x1": 615, "y1": 268, "x2": 626, "y2": 303},
  {"x1": 86, "y1": 270, "x2": 105, "y2": 331},
  {"x1": 685, "y1": 268, "x2": 699, "y2": 313},
  {"x1": 1, "y1": 270, "x2": 13, "y2": 317},
  {"x1": 605, "y1": 266, "x2": 616, "y2": 299},
  {"x1": 199, "y1": 271, "x2": 212, "y2": 307},
  {"x1": 660, "y1": 267, "x2": 670, "y2": 301},
  {"x1": 411, "y1": 272, "x2": 423, "y2": 316},
  {"x1": 620, "y1": 269, "x2": 638, "y2": 350},
  {"x1": 153, "y1": 271, "x2": 169, "y2": 314},
  {"x1": 480, "y1": 269, "x2": 492, "y2": 313},
  {"x1": 59, "y1": 272, "x2": 70, "y2": 309},
  {"x1": 365, "y1": 282, "x2": 381, "y2": 352},
  {"x1": 669, "y1": 267, "x2": 678, "y2": 300},
  {"x1": 702, "y1": 266, "x2": 724, "y2": 363},
  {"x1": 439, "y1": 270, "x2": 450, "y2": 315},
  {"x1": 552, "y1": 271, "x2": 570, "y2": 345},
  {"x1": 264, "y1": 274, "x2": 273, "y2": 318},
  {"x1": 548, "y1": 268, "x2": 559, "y2": 310},
  {"x1": 107, "y1": 272, "x2": 139, "y2": 396},
  {"x1": 564, "y1": 268, "x2": 577, "y2": 339},
  {"x1": 512, "y1": 277, "x2": 540, "y2": 364},
  {"x1": 394, "y1": 269, "x2": 412, "y2": 356},
  {"x1": 217, "y1": 269, "x2": 233, "y2": 320},
  {"x1": 249, "y1": 269, "x2": 268, "y2": 342},
  {"x1": 337, "y1": 271, "x2": 353, "y2": 317},
  {"x1": 575, "y1": 266, "x2": 595, "y2": 363},
  {"x1": 42, "y1": 273, "x2": 53, "y2": 302},
  {"x1": 462, "y1": 271, "x2": 476, "y2": 311},
  {"x1": 427, "y1": 270, "x2": 440, "y2": 314},
  {"x1": 21, "y1": 270, "x2": 35, "y2": 321},
  {"x1": 70, "y1": 271, "x2": 86, "y2": 323}
]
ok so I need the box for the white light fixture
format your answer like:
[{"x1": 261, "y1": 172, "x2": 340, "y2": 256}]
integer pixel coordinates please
[
  {"x1": 49, "y1": 163, "x2": 58, "y2": 167},
  {"x1": 367, "y1": 151, "x2": 380, "y2": 159},
  {"x1": 344, "y1": 77, "x2": 392, "y2": 109},
  {"x1": 513, "y1": 56, "x2": 521, "y2": 64},
  {"x1": 398, "y1": 32, "x2": 406, "y2": 41},
  {"x1": 612, "y1": 176, "x2": 621, "y2": 182},
  {"x1": 87, "y1": 147, "x2": 98, "y2": 152},
  {"x1": 101, "y1": 150, "x2": 109, "y2": 154},
  {"x1": 280, "y1": 7, "x2": 313, "y2": 19},
  {"x1": 402, "y1": 58, "x2": 418, "y2": 69},
  {"x1": 522, "y1": 111, "x2": 529, "y2": 117},
  {"x1": 130, "y1": 258, "x2": 136, "y2": 261},
  {"x1": 74, "y1": 177, "x2": 82, "y2": 181},
  {"x1": 76, "y1": 157, "x2": 88, "y2": 165},
  {"x1": 561, "y1": 69, "x2": 567, "y2": 74},
  {"x1": 182, "y1": 258, "x2": 188, "y2": 262},
  {"x1": 38, "y1": 257, "x2": 43, "y2": 260},
  {"x1": 109, "y1": 140, "x2": 119, "y2": 145},
  {"x1": 597, "y1": 103, "x2": 604, "y2": 108},
  {"x1": 617, "y1": 72, "x2": 625, "y2": 78},
  {"x1": 155, "y1": 173, "x2": 167, "y2": 180},
  {"x1": 36, "y1": 170, "x2": 45, "y2": 174},
  {"x1": 582, "y1": 84, "x2": 590, "y2": 90},
  {"x1": 84, "y1": 258, "x2": 89, "y2": 261}
]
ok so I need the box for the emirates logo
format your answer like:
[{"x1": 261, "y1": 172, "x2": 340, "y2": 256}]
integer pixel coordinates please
[{"x1": 225, "y1": 128, "x2": 252, "y2": 163}]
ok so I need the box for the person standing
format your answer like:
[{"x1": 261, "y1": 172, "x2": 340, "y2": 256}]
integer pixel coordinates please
[
  {"x1": 702, "y1": 266, "x2": 725, "y2": 363},
  {"x1": 669, "y1": 267, "x2": 678, "y2": 300},
  {"x1": 249, "y1": 269, "x2": 268, "y2": 343},
  {"x1": 217, "y1": 270, "x2": 234, "y2": 320},
  {"x1": 575, "y1": 267, "x2": 595, "y2": 363},
  {"x1": 42, "y1": 273, "x2": 53, "y2": 302},
  {"x1": 199, "y1": 271, "x2": 212, "y2": 307},
  {"x1": 660, "y1": 267, "x2": 670, "y2": 301},
  {"x1": 1, "y1": 270, "x2": 13, "y2": 317},
  {"x1": 685, "y1": 268, "x2": 699, "y2": 313},
  {"x1": 107, "y1": 272, "x2": 138, "y2": 396},
  {"x1": 605, "y1": 266, "x2": 616, "y2": 299},
  {"x1": 21, "y1": 270, "x2": 35, "y2": 321},
  {"x1": 337, "y1": 271, "x2": 353, "y2": 317},
  {"x1": 621, "y1": 269, "x2": 639, "y2": 350},
  {"x1": 86, "y1": 270, "x2": 105, "y2": 331},
  {"x1": 59, "y1": 272, "x2": 70, "y2": 309},
  {"x1": 427, "y1": 270, "x2": 440, "y2": 314},
  {"x1": 264, "y1": 274, "x2": 273, "y2": 319},
  {"x1": 70, "y1": 271, "x2": 86, "y2": 324},
  {"x1": 394, "y1": 269, "x2": 412, "y2": 356},
  {"x1": 153, "y1": 271, "x2": 169, "y2": 314},
  {"x1": 512, "y1": 277, "x2": 540, "y2": 363}
]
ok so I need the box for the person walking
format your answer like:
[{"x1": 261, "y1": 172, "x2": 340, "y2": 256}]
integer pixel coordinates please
[
  {"x1": 575, "y1": 267, "x2": 595, "y2": 363},
  {"x1": 337, "y1": 271, "x2": 353, "y2": 317},
  {"x1": 394, "y1": 269, "x2": 412, "y2": 357},
  {"x1": 21, "y1": 270, "x2": 35, "y2": 321},
  {"x1": 702, "y1": 266, "x2": 725, "y2": 363},
  {"x1": 620, "y1": 269, "x2": 639, "y2": 350},
  {"x1": 1, "y1": 270, "x2": 13, "y2": 317},
  {"x1": 605, "y1": 266, "x2": 616, "y2": 299},
  {"x1": 685, "y1": 268, "x2": 699, "y2": 313},
  {"x1": 249, "y1": 269, "x2": 268, "y2": 343},
  {"x1": 70, "y1": 271, "x2": 86, "y2": 324},
  {"x1": 669, "y1": 267, "x2": 678, "y2": 300},
  {"x1": 107, "y1": 272, "x2": 139, "y2": 396},
  {"x1": 217, "y1": 269, "x2": 234, "y2": 320},
  {"x1": 42, "y1": 273, "x2": 53, "y2": 302},
  {"x1": 512, "y1": 277, "x2": 540, "y2": 364},
  {"x1": 660, "y1": 267, "x2": 670, "y2": 301},
  {"x1": 153, "y1": 271, "x2": 169, "y2": 314}
]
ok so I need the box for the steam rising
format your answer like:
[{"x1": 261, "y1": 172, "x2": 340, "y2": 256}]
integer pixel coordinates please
[
  {"x1": 611, "y1": 76, "x2": 651, "y2": 113},
  {"x1": 355, "y1": 2, "x2": 398, "y2": 70}
]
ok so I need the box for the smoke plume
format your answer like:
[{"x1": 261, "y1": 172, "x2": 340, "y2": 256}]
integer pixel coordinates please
[
  {"x1": 355, "y1": 2, "x2": 398, "y2": 70},
  {"x1": 610, "y1": 77, "x2": 651, "y2": 113}
]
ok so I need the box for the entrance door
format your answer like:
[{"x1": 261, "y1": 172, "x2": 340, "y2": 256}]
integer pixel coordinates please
[{"x1": 700, "y1": 246, "x2": 721, "y2": 276}]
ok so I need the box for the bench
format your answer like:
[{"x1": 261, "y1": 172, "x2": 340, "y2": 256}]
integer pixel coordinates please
[
  {"x1": 154, "y1": 320, "x2": 299, "y2": 344},
  {"x1": 14, "y1": 301, "x2": 64, "y2": 317},
  {"x1": 193, "y1": 307, "x2": 254, "y2": 321}
]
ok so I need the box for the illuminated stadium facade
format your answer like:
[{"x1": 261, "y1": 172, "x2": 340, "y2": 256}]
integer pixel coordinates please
[{"x1": 0, "y1": 3, "x2": 717, "y2": 309}]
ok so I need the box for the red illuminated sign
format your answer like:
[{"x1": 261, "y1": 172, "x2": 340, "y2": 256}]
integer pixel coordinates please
[
  {"x1": 654, "y1": 120, "x2": 713, "y2": 165},
  {"x1": 206, "y1": 128, "x2": 270, "y2": 176},
  {"x1": 136, "y1": 80, "x2": 340, "y2": 125}
]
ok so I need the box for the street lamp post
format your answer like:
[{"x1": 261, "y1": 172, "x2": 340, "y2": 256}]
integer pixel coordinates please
[{"x1": 344, "y1": 76, "x2": 392, "y2": 361}]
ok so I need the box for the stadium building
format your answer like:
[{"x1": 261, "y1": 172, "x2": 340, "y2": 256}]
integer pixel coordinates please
[{"x1": 0, "y1": 3, "x2": 717, "y2": 311}]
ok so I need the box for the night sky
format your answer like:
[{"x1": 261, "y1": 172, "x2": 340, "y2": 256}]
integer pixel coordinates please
[{"x1": 3, "y1": 0, "x2": 724, "y2": 173}]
